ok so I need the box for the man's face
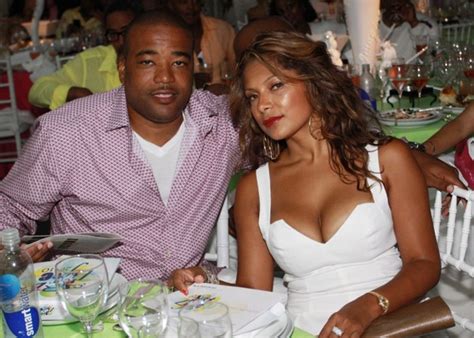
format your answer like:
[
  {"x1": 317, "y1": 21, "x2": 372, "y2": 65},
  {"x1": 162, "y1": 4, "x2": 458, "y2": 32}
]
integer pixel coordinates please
[
  {"x1": 119, "y1": 23, "x2": 194, "y2": 126},
  {"x1": 382, "y1": 0, "x2": 411, "y2": 27},
  {"x1": 168, "y1": 0, "x2": 202, "y2": 25},
  {"x1": 105, "y1": 10, "x2": 135, "y2": 52}
]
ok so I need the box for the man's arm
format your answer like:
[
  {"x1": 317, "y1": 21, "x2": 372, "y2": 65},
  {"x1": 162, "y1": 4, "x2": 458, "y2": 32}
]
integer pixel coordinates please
[
  {"x1": 423, "y1": 102, "x2": 474, "y2": 156},
  {"x1": 411, "y1": 149, "x2": 465, "y2": 191},
  {"x1": 28, "y1": 53, "x2": 90, "y2": 110},
  {"x1": 0, "y1": 122, "x2": 63, "y2": 234}
]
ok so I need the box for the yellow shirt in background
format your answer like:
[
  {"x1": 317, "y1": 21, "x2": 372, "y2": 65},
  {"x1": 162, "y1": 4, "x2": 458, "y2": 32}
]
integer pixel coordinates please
[{"x1": 28, "y1": 45, "x2": 121, "y2": 110}]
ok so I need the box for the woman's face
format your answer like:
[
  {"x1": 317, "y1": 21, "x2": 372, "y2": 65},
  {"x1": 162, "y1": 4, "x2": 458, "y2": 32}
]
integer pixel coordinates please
[{"x1": 242, "y1": 59, "x2": 313, "y2": 141}]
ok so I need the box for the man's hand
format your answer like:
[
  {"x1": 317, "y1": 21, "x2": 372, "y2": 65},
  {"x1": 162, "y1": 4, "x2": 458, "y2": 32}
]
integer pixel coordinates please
[
  {"x1": 411, "y1": 150, "x2": 466, "y2": 192},
  {"x1": 168, "y1": 266, "x2": 206, "y2": 295},
  {"x1": 66, "y1": 87, "x2": 93, "y2": 102},
  {"x1": 0, "y1": 240, "x2": 53, "y2": 262},
  {"x1": 21, "y1": 241, "x2": 53, "y2": 262}
]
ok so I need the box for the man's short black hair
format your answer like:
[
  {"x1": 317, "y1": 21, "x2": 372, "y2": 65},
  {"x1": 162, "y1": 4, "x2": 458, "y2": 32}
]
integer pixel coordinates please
[
  {"x1": 121, "y1": 9, "x2": 193, "y2": 58},
  {"x1": 104, "y1": 0, "x2": 144, "y2": 21}
]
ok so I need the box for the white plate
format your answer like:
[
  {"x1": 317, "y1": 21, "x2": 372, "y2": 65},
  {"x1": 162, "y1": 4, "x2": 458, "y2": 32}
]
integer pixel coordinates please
[
  {"x1": 41, "y1": 273, "x2": 126, "y2": 324},
  {"x1": 442, "y1": 106, "x2": 465, "y2": 115},
  {"x1": 379, "y1": 108, "x2": 443, "y2": 127}
]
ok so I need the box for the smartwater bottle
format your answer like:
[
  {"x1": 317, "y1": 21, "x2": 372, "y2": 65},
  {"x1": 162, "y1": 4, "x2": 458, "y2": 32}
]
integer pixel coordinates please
[{"x1": 0, "y1": 228, "x2": 43, "y2": 337}]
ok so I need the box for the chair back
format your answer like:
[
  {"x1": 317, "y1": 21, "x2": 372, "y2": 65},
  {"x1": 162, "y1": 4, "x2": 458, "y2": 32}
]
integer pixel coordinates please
[
  {"x1": 204, "y1": 196, "x2": 229, "y2": 268},
  {"x1": 432, "y1": 186, "x2": 474, "y2": 332},
  {"x1": 0, "y1": 55, "x2": 23, "y2": 163},
  {"x1": 440, "y1": 22, "x2": 474, "y2": 43}
]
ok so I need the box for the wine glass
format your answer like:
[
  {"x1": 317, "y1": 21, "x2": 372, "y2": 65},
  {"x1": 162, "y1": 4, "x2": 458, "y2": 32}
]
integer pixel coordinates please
[
  {"x1": 219, "y1": 60, "x2": 233, "y2": 86},
  {"x1": 178, "y1": 317, "x2": 201, "y2": 338},
  {"x1": 388, "y1": 62, "x2": 410, "y2": 109},
  {"x1": 118, "y1": 279, "x2": 169, "y2": 338},
  {"x1": 377, "y1": 66, "x2": 390, "y2": 111},
  {"x1": 410, "y1": 64, "x2": 430, "y2": 102},
  {"x1": 55, "y1": 254, "x2": 109, "y2": 338},
  {"x1": 179, "y1": 301, "x2": 232, "y2": 338}
]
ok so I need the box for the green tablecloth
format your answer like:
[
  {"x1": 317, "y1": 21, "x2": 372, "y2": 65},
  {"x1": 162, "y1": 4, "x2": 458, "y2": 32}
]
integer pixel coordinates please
[
  {"x1": 378, "y1": 94, "x2": 447, "y2": 143},
  {"x1": 382, "y1": 119, "x2": 446, "y2": 143},
  {"x1": 39, "y1": 321, "x2": 314, "y2": 337}
]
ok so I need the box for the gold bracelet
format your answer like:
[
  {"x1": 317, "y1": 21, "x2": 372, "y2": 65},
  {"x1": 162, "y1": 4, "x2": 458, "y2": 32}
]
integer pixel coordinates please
[{"x1": 368, "y1": 291, "x2": 389, "y2": 315}]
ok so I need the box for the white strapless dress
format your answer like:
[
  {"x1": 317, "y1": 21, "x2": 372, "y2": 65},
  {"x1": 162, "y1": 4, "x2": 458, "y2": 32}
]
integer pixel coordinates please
[{"x1": 255, "y1": 145, "x2": 402, "y2": 335}]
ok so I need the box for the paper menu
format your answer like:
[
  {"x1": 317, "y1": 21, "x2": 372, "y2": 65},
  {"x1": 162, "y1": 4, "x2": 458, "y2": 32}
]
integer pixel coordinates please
[
  {"x1": 168, "y1": 283, "x2": 286, "y2": 333},
  {"x1": 23, "y1": 232, "x2": 122, "y2": 254}
]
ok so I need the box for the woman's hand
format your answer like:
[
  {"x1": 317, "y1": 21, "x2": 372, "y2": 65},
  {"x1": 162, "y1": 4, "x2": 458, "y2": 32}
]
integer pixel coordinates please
[
  {"x1": 168, "y1": 266, "x2": 206, "y2": 295},
  {"x1": 319, "y1": 296, "x2": 379, "y2": 338}
]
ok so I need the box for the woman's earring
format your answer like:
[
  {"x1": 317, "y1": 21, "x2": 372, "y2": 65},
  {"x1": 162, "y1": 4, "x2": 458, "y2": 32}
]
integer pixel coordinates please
[{"x1": 263, "y1": 135, "x2": 280, "y2": 160}]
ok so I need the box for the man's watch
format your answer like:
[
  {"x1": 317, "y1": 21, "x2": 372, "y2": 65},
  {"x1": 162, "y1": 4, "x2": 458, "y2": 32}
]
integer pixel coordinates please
[
  {"x1": 369, "y1": 291, "x2": 390, "y2": 315},
  {"x1": 407, "y1": 141, "x2": 426, "y2": 153}
]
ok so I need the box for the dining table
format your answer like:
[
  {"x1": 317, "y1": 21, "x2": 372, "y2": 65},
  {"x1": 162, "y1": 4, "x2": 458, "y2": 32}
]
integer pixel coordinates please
[
  {"x1": 378, "y1": 92, "x2": 454, "y2": 143},
  {"x1": 0, "y1": 303, "x2": 314, "y2": 338},
  {"x1": 38, "y1": 321, "x2": 313, "y2": 337}
]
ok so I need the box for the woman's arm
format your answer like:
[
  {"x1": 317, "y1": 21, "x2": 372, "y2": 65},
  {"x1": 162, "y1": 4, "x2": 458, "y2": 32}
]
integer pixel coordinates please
[
  {"x1": 423, "y1": 102, "x2": 474, "y2": 156},
  {"x1": 319, "y1": 139, "x2": 441, "y2": 337},
  {"x1": 235, "y1": 171, "x2": 275, "y2": 291}
]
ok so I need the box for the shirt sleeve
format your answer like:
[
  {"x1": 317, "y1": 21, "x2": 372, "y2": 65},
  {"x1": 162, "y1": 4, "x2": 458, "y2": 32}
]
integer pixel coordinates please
[
  {"x1": 28, "y1": 53, "x2": 86, "y2": 110},
  {"x1": 0, "y1": 121, "x2": 63, "y2": 235},
  {"x1": 412, "y1": 14, "x2": 439, "y2": 41}
]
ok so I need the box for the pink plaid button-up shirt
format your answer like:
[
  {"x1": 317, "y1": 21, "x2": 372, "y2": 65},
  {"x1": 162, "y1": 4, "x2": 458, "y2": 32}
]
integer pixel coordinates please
[{"x1": 0, "y1": 87, "x2": 240, "y2": 280}]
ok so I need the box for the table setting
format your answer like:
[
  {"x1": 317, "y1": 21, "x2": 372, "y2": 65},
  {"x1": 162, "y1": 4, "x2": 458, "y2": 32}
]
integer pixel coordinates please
[{"x1": 0, "y1": 251, "x2": 314, "y2": 338}]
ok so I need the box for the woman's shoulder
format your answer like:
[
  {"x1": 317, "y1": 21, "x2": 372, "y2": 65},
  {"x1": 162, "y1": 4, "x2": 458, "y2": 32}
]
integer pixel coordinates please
[
  {"x1": 236, "y1": 170, "x2": 258, "y2": 192},
  {"x1": 377, "y1": 139, "x2": 418, "y2": 173}
]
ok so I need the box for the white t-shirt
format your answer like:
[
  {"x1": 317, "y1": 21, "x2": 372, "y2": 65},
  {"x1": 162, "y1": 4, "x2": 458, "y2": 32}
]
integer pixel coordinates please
[
  {"x1": 379, "y1": 13, "x2": 438, "y2": 63},
  {"x1": 133, "y1": 121, "x2": 186, "y2": 205}
]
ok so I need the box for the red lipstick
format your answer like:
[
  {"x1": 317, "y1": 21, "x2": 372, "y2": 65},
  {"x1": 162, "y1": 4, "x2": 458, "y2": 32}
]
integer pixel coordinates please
[{"x1": 263, "y1": 116, "x2": 282, "y2": 128}]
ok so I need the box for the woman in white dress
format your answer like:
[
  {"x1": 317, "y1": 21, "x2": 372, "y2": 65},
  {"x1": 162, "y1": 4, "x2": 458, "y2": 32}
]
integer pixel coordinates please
[{"x1": 229, "y1": 31, "x2": 440, "y2": 337}]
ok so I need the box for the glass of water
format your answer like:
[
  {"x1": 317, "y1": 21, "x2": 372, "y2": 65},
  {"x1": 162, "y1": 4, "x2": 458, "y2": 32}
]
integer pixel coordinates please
[
  {"x1": 55, "y1": 254, "x2": 109, "y2": 338},
  {"x1": 118, "y1": 279, "x2": 169, "y2": 338},
  {"x1": 179, "y1": 301, "x2": 232, "y2": 338}
]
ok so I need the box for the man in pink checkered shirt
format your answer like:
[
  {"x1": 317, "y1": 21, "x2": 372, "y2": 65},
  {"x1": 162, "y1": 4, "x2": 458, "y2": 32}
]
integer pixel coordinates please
[{"x1": 0, "y1": 11, "x2": 239, "y2": 281}]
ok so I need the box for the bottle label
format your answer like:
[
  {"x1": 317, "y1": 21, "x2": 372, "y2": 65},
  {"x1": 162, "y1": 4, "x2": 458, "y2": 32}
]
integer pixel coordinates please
[
  {"x1": 2, "y1": 288, "x2": 41, "y2": 337},
  {"x1": 4, "y1": 307, "x2": 40, "y2": 337}
]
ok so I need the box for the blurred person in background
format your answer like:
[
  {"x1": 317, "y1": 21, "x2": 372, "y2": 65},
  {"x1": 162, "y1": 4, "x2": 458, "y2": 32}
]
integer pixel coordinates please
[
  {"x1": 28, "y1": 0, "x2": 142, "y2": 110},
  {"x1": 247, "y1": 0, "x2": 270, "y2": 22},
  {"x1": 269, "y1": 0, "x2": 317, "y2": 35},
  {"x1": 55, "y1": 0, "x2": 103, "y2": 38},
  {"x1": 380, "y1": 0, "x2": 438, "y2": 63},
  {"x1": 8, "y1": 0, "x2": 58, "y2": 21},
  {"x1": 167, "y1": 0, "x2": 236, "y2": 86}
]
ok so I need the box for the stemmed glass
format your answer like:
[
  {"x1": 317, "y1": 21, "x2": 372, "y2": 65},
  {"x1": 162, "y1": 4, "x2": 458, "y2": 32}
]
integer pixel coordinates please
[
  {"x1": 118, "y1": 279, "x2": 169, "y2": 338},
  {"x1": 55, "y1": 254, "x2": 109, "y2": 338},
  {"x1": 388, "y1": 60, "x2": 410, "y2": 109},
  {"x1": 410, "y1": 64, "x2": 430, "y2": 103},
  {"x1": 376, "y1": 66, "x2": 389, "y2": 111},
  {"x1": 179, "y1": 301, "x2": 232, "y2": 338}
]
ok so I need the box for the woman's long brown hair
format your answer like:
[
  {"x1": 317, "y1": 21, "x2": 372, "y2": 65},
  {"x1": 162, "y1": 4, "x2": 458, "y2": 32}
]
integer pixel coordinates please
[{"x1": 230, "y1": 31, "x2": 390, "y2": 191}]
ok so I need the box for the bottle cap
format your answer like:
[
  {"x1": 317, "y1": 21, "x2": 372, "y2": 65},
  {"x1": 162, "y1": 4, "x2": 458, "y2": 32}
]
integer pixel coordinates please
[{"x1": 1, "y1": 228, "x2": 20, "y2": 246}]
